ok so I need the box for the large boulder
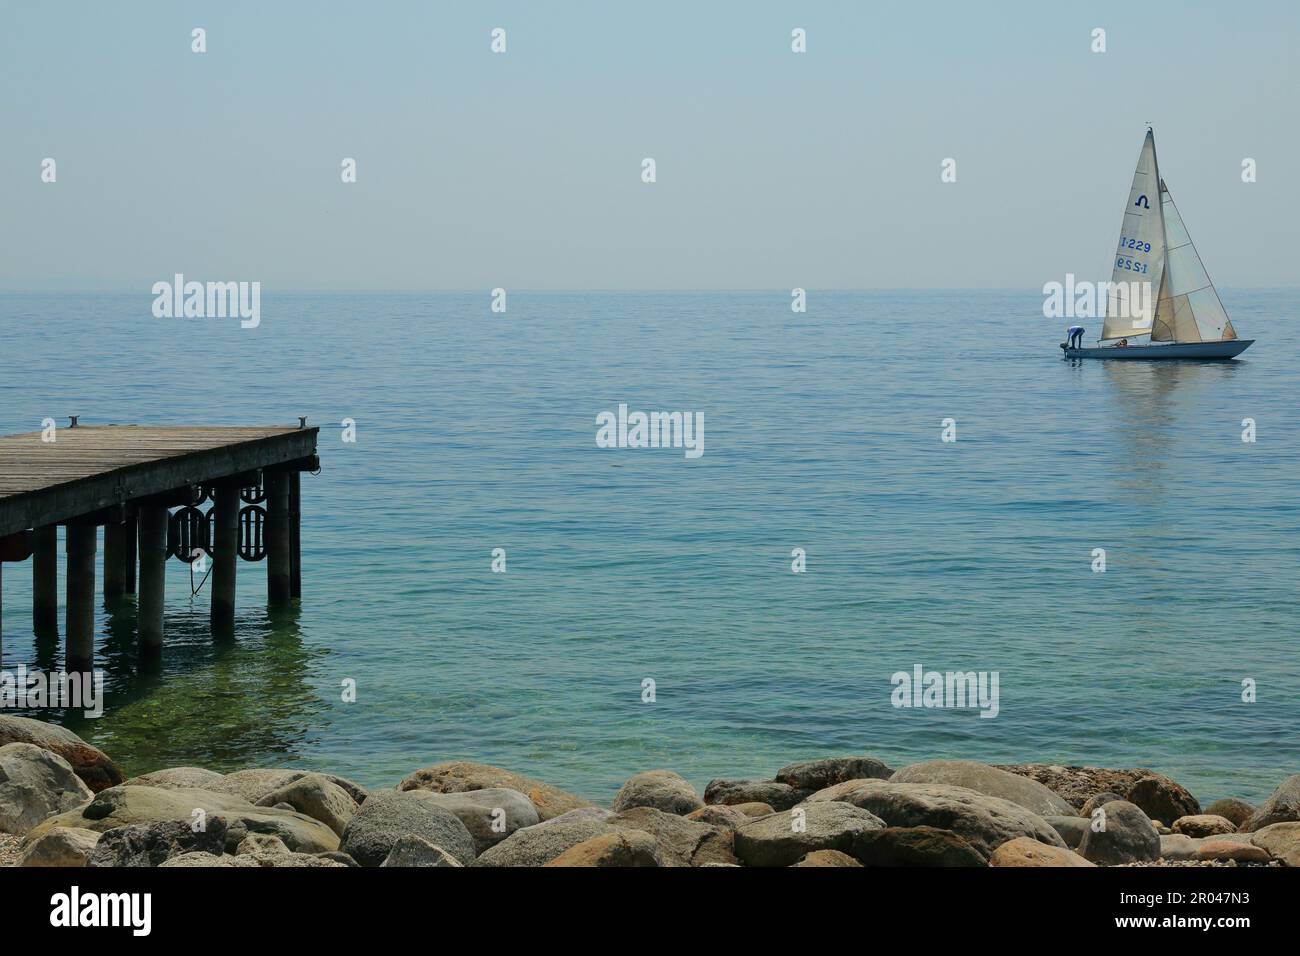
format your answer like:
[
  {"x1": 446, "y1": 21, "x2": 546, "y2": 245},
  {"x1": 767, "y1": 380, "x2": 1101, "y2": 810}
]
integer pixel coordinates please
[
  {"x1": 996, "y1": 763, "x2": 1194, "y2": 817},
  {"x1": 612, "y1": 770, "x2": 704, "y2": 816},
  {"x1": 1205, "y1": 798, "x2": 1256, "y2": 829},
  {"x1": 703, "y1": 779, "x2": 811, "y2": 811},
  {"x1": 1171, "y1": 814, "x2": 1236, "y2": 838},
  {"x1": 0, "y1": 742, "x2": 94, "y2": 834},
  {"x1": 338, "y1": 789, "x2": 475, "y2": 867},
  {"x1": 989, "y1": 836, "x2": 1094, "y2": 867},
  {"x1": 1077, "y1": 800, "x2": 1160, "y2": 865},
  {"x1": 1242, "y1": 775, "x2": 1300, "y2": 832},
  {"x1": 88, "y1": 819, "x2": 227, "y2": 867},
  {"x1": 775, "y1": 756, "x2": 893, "y2": 791},
  {"x1": 24, "y1": 784, "x2": 339, "y2": 854},
  {"x1": 474, "y1": 817, "x2": 618, "y2": 867},
  {"x1": 890, "y1": 760, "x2": 1076, "y2": 817},
  {"x1": 17, "y1": 827, "x2": 100, "y2": 867},
  {"x1": 380, "y1": 834, "x2": 464, "y2": 867},
  {"x1": 406, "y1": 788, "x2": 539, "y2": 853},
  {"x1": 397, "y1": 762, "x2": 590, "y2": 821},
  {"x1": 807, "y1": 780, "x2": 1065, "y2": 862},
  {"x1": 0, "y1": 717, "x2": 123, "y2": 793},
  {"x1": 545, "y1": 830, "x2": 662, "y2": 867},
  {"x1": 1249, "y1": 822, "x2": 1300, "y2": 867},
  {"x1": 733, "y1": 802, "x2": 885, "y2": 867},
  {"x1": 852, "y1": 826, "x2": 985, "y2": 867},
  {"x1": 203, "y1": 769, "x2": 368, "y2": 806},
  {"x1": 1127, "y1": 775, "x2": 1200, "y2": 823},
  {"x1": 610, "y1": 806, "x2": 736, "y2": 867},
  {"x1": 122, "y1": 767, "x2": 223, "y2": 790},
  {"x1": 254, "y1": 773, "x2": 359, "y2": 837}
]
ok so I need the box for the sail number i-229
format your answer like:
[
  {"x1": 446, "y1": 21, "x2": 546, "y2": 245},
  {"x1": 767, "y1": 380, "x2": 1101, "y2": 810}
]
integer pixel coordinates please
[{"x1": 1116, "y1": 235, "x2": 1152, "y2": 273}]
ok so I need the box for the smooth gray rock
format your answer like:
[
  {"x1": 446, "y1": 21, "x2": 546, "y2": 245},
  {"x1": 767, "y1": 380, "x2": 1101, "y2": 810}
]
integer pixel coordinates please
[
  {"x1": 339, "y1": 788, "x2": 475, "y2": 867},
  {"x1": 1046, "y1": 815, "x2": 1088, "y2": 848},
  {"x1": 612, "y1": 770, "x2": 704, "y2": 816},
  {"x1": 733, "y1": 802, "x2": 885, "y2": 867},
  {"x1": 254, "y1": 773, "x2": 359, "y2": 837},
  {"x1": 122, "y1": 767, "x2": 223, "y2": 790},
  {"x1": 1242, "y1": 775, "x2": 1300, "y2": 832},
  {"x1": 890, "y1": 760, "x2": 1076, "y2": 817},
  {"x1": 408, "y1": 787, "x2": 538, "y2": 853},
  {"x1": 88, "y1": 818, "x2": 228, "y2": 867},
  {"x1": 381, "y1": 833, "x2": 464, "y2": 867},
  {"x1": 1081, "y1": 792, "x2": 1125, "y2": 818},
  {"x1": 806, "y1": 779, "x2": 1066, "y2": 861},
  {"x1": 776, "y1": 755, "x2": 893, "y2": 791},
  {"x1": 17, "y1": 826, "x2": 100, "y2": 867},
  {"x1": 704, "y1": 778, "x2": 812, "y2": 811},
  {"x1": 0, "y1": 742, "x2": 94, "y2": 834},
  {"x1": 1078, "y1": 800, "x2": 1160, "y2": 865}
]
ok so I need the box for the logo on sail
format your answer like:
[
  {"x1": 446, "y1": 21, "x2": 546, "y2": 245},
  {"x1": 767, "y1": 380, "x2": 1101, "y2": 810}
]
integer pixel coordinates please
[{"x1": 1134, "y1": 194, "x2": 1150, "y2": 209}]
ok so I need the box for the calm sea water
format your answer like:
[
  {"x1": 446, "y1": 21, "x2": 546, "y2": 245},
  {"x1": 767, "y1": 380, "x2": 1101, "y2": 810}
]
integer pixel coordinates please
[{"x1": 1, "y1": 290, "x2": 1296, "y2": 805}]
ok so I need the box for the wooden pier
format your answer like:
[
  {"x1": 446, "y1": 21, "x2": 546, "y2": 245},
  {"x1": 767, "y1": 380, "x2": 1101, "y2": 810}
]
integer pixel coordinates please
[{"x1": 0, "y1": 423, "x2": 320, "y2": 667}]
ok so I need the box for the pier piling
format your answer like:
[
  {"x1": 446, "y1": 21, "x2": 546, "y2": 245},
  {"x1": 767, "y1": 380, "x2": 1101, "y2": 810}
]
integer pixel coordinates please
[
  {"x1": 65, "y1": 522, "x2": 97, "y2": 671},
  {"x1": 137, "y1": 505, "x2": 168, "y2": 654},
  {"x1": 211, "y1": 484, "x2": 239, "y2": 631},
  {"x1": 103, "y1": 518, "x2": 127, "y2": 603},
  {"x1": 32, "y1": 525, "x2": 59, "y2": 638},
  {"x1": 266, "y1": 470, "x2": 292, "y2": 605}
]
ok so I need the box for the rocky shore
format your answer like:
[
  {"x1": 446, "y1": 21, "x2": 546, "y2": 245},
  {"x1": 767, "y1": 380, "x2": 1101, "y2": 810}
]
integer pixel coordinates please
[{"x1": 2, "y1": 715, "x2": 1297, "y2": 868}]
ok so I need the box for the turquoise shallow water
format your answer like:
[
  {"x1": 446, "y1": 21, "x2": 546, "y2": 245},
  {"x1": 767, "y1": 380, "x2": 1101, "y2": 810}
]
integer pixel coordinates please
[{"x1": 0, "y1": 290, "x2": 1297, "y2": 805}]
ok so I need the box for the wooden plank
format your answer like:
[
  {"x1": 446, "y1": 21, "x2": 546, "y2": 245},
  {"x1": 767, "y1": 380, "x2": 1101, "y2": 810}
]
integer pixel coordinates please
[{"x1": 0, "y1": 425, "x2": 319, "y2": 536}]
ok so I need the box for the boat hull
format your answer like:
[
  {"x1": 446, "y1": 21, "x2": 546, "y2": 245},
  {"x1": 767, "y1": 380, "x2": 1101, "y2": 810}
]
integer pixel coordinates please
[{"x1": 1062, "y1": 340, "x2": 1254, "y2": 360}]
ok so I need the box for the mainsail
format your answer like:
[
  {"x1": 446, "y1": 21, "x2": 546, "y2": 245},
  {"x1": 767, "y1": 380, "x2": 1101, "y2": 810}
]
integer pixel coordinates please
[
  {"x1": 1102, "y1": 129, "x2": 1166, "y2": 341},
  {"x1": 1150, "y1": 181, "x2": 1237, "y2": 343}
]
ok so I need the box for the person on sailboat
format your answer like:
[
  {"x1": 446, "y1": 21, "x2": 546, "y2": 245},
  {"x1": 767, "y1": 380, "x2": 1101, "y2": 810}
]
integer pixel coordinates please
[{"x1": 1066, "y1": 325, "x2": 1085, "y2": 349}]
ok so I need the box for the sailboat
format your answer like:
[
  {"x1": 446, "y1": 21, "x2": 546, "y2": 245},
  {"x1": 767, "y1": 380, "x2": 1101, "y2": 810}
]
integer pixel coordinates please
[{"x1": 1062, "y1": 129, "x2": 1253, "y2": 359}]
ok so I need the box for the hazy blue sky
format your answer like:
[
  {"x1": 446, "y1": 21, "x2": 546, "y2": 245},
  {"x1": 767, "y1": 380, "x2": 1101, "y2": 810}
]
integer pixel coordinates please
[{"x1": 1, "y1": 0, "x2": 1296, "y2": 290}]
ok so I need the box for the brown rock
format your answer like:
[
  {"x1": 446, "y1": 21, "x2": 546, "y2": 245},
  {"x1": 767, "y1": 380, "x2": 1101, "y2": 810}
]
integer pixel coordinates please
[
  {"x1": 1205, "y1": 798, "x2": 1256, "y2": 829},
  {"x1": 732, "y1": 802, "x2": 775, "y2": 817},
  {"x1": 1127, "y1": 775, "x2": 1200, "y2": 824},
  {"x1": 996, "y1": 763, "x2": 1192, "y2": 815},
  {"x1": 703, "y1": 779, "x2": 811, "y2": 811},
  {"x1": 989, "y1": 836, "x2": 1095, "y2": 867},
  {"x1": 685, "y1": 805, "x2": 749, "y2": 829},
  {"x1": 1195, "y1": 839, "x2": 1270, "y2": 863},
  {"x1": 792, "y1": 849, "x2": 862, "y2": 867},
  {"x1": 611, "y1": 806, "x2": 737, "y2": 867},
  {"x1": 0, "y1": 716, "x2": 123, "y2": 793},
  {"x1": 1248, "y1": 822, "x2": 1300, "y2": 866},
  {"x1": 775, "y1": 756, "x2": 893, "y2": 791},
  {"x1": 852, "y1": 826, "x2": 986, "y2": 867},
  {"x1": 397, "y1": 762, "x2": 592, "y2": 821},
  {"x1": 544, "y1": 830, "x2": 661, "y2": 867},
  {"x1": 1171, "y1": 814, "x2": 1236, "y2": 838}
]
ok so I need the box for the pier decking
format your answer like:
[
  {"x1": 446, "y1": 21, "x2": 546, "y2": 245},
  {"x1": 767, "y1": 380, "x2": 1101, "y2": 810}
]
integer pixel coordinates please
[{"x1": 0, "y1": 423, "x2": 320, "y2": 668}]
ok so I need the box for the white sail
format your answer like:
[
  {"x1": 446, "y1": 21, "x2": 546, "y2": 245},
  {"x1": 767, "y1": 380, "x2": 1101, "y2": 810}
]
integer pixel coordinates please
[
  {"x1": 1102, "y1": 130, "x2": 1165, "y2": 341},
  {"x1": 1150, "y1": 181, "x2": 1237, "y2": 343}
]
